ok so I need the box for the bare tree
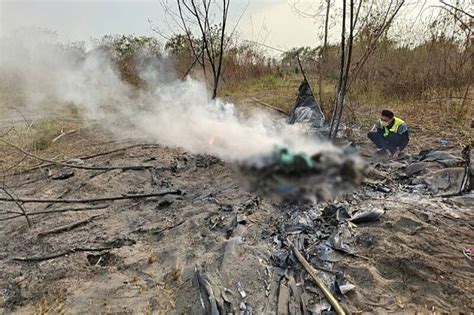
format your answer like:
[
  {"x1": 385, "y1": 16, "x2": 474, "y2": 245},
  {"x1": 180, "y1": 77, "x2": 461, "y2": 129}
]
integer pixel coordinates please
[
  {"x1": 175, "y1": 0, "x2": 231, "y2": 99},
  {"x1": 333, "y1": 0, "x2": 355, "y2": 137},
  {"x1": 439, "y1": 0, "x2": 474, "y2": 19},
  {"x1": 328, "y1": 0, "x2": 406, "y2": 138},
  {"x1": 435, "y1": 0, "x2": 473, "y2": 110},
  {"x1": 318, "y1": 0, "x2": 331, "y2": 110},
  {"x1": 328, "y1": 0, "x2": 354, "y2": 138},
  {"x1": 348, "y1": 0, "x2": 406, "y2": 89}
]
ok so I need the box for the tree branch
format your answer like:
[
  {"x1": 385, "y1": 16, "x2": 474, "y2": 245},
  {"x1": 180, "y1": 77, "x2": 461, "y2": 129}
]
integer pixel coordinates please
[
  {"x1": 439, "y1": 0, "x2": 473, "y2": 19},
  {"x1": 0, "y1": 190, "x2": 182, "y2": 204},
  {"x1": 1, "y1": 140, "x2": 153, "y2": 171},
  {"x1": 0, "y1": 187, "x2": 31, "y2": 227}
]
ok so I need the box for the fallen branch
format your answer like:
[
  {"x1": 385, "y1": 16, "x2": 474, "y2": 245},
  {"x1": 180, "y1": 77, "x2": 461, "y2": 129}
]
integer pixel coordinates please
[
  {"x1": 287, "y1": 239, "x2": 346, "y2": 315},
  {"x1": 37, "y1": 214, "x2": 102, "y2": 237},
  {"x1": 13, "y1": 249, "x2": 75, "y2": 262},
  {"x1": 0, "y1": 127, "x2": 14, "y2": 138},
  {"x1": 9, "y1": 144, "x2": 160, "y2": 176},
  {"x1": 1, "y1": 140, "x2": 153, "y2": 171},
  {"x1": 13, "y1": 245, "x2": 124, "y2": 262},
  {"x1": 78, "y1": 144, "x2": 160, "y2": 161},
  {"x1": 1, "y1": 187, "x2": 32, "y2": 227},
  {"x1": 0, "y1": 205, "x2": 109, "y2": 222},
  {"x1": 252, "y1": 98, "x2": 288, "y2": 115},
  {"x1": 0, "y1": 190, "x2": 181, "y2": 204}
]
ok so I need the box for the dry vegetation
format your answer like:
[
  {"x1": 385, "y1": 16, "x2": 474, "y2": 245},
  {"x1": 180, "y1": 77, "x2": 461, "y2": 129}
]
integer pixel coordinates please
[
  {"x1": 0, "y1": 21, "x2": 471, "y2": 172},
  {"x1": 0, "y1": 3, "x2": 472, "y2": 313},
  {"x1": 92, "y1": 22, "x2": 472, "y2": 150}
]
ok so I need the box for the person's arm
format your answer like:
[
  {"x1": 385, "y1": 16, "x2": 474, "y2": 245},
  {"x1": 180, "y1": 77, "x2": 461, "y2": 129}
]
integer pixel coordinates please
[
  {"x1": 397, "y1": 124, "x2": 408, "y2": 135},
  {"x1": 371, "y1": 120, "x2": 382, "y2": 132}
]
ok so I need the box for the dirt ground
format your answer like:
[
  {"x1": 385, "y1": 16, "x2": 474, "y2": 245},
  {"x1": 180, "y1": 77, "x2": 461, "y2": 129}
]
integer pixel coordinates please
[{"x1": 0, "y1": 122, "x2": 473, "y2": 314}]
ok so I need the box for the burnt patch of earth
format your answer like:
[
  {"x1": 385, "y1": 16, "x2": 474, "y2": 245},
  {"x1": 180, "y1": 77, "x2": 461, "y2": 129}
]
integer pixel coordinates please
[{"x1": 0, "y1": 140, "x2": 472, "y2": 313}]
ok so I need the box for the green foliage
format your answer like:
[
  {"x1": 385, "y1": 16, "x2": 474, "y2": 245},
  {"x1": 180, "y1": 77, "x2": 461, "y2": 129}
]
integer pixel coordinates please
[
  {"x1": 86, "y1": 27, "x2": 470, "y2": 103},
  {"x1": 95, "y1": 35, "x2": 162, "y2": 87},
  {"x1": 102, "y1": 35, "x2": 161, "y2": 59},
  {"x1": 165, "y1": 34, "x2": 194, "y2": 57}
]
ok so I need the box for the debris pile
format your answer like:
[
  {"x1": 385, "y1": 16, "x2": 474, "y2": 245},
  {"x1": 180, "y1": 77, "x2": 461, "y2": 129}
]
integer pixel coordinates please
[
  {"x1": 0, "y1": 140, "x2": 473, "y2": 313},
  {"x1": 267, "y1": 199, "x2": 386, "y2": 313},
  {"x1": 240, "y1": 145, "x2": 364, "y2": 202},
  {"x1": 397, "y1": 146, "x2": 472, "y2": 196}
]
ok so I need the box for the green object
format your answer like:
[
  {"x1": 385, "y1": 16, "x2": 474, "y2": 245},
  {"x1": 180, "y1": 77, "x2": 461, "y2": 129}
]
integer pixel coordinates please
[{"x1": 276, "y1": 146, "x2": 313, "y2": 170}]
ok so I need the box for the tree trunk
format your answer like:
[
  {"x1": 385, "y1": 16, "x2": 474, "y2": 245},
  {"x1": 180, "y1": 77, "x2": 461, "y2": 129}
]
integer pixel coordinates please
[
  {"x1": 319, "y1": 0, "x2": 331, "y2": 109},
  {"x1": 333, "y1": 0, "x2": 354, "y2": 136},
  {"x1": 329, "y1": 0, "x2": 346, "y2": 138}
]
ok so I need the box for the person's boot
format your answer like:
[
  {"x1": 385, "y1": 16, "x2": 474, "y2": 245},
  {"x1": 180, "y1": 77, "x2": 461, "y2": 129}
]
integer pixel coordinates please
[
  {"x1": 376, "y1": 148, "x2": 389, "y2": 156},
  {"x1": 396, "y1": 150, "x2": 408, "y2": 159}
]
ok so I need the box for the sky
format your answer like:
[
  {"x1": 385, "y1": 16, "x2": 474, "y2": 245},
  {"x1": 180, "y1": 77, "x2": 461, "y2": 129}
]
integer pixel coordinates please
[
  {"x1": 0, "y1": 0, "x2": 465, "y2": 53},
  {"x1": 0, "y1": 0, "x2": 324, "y2": 51}
]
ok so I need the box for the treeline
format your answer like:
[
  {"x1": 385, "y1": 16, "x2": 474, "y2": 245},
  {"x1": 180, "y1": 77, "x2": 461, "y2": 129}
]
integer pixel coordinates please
[
  {"x1": 87, "y1": 30, "x2": 470, "y2": 101},
  {"x1": 90, "y1": 34, "x2": 276, "y2": 89}
]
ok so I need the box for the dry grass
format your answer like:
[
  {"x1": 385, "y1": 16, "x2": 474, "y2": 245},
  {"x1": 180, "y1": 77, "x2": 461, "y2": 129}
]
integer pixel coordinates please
[
  {"x1": 0, "y1": 113, "x2": 111, "y2": 177},
  {"x1": 33, "y1": 289, "x2": 66, "y2": 315},
  {"x1": 222, "y1": 74, "x2": 336, "y2": 114}
]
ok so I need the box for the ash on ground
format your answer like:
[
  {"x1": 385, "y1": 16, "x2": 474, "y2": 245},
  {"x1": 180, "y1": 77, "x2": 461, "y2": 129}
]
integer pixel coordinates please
[
  {"x1": 0, "y1": 136, "x2": 472, "y2": 314},
  {"x1": 0, "y1": 84, "x2": 472, "y2": 313}
]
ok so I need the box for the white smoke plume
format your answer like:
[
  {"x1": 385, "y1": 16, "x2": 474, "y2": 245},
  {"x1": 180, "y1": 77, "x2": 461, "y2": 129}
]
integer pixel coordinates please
[{"x1": 0, "y1": 30, "x2": 333, "y2": 161}]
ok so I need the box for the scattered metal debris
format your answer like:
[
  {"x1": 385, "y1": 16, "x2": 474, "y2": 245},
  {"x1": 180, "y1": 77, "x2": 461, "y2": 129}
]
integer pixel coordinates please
[{"x1": 349, "y1": 208, "x2": 385, "y2": 224}]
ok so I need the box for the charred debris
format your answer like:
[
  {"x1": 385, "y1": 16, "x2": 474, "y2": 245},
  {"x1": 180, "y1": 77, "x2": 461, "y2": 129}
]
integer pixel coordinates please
[{"x1": 0, "y1": 80, "x2": 472, "y2": 314}]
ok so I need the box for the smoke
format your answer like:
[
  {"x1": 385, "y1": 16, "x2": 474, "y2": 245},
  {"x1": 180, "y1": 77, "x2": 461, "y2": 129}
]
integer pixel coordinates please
[{"x1": 0, "y1": 30, "x2": 334, "y2": 161}]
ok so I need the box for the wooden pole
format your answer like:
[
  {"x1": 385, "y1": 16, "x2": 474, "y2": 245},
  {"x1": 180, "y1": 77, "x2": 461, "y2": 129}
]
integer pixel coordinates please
[{"x1": 287, "y1": 239, "x2": 346, "y2": 315}]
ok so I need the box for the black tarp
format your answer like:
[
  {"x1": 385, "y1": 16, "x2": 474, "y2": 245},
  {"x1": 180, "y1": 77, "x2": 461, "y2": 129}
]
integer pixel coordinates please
[{"x1": 287, "y1": 79, "x2": 325, "y2": 129}]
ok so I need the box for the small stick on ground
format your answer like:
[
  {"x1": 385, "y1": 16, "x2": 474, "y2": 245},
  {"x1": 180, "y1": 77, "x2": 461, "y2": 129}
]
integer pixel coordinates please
[
  {"x1": 14, "y1": 240, "x2": 136, "y2": 262},
  {"x1": 287, "y1": 239, "x2": 346, "y2": 315},
  {"x1": 9, "y1": 143, "x2": 160, "y2": 176},
  {"x1": 3, "y1": 154, "x2": 28, "y2": 173},
  {"x1": 13, "y1": 246, "x2": 122, "y2": 262},
  {"x1": 78, "y1": 144, "x2": 160, "y2": 160},
  {"x1": 0, "y1": 190, "x2": 181, "y2": 204},
  {"x1": 37, "y1": 214, "x2": 102, "y2": 237},
  {"x1": 0, "y1": 187, "x2": 32, "y2": 227},
  {"x1": 0, "y1": 127, "x2": 14, "y2": 138},
  {"x1": 13, "y1": 249, "x2": 75, "y2": 262},
  {"x1": 154, "y1": 220, "x2": 186, "y2": 235}
]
